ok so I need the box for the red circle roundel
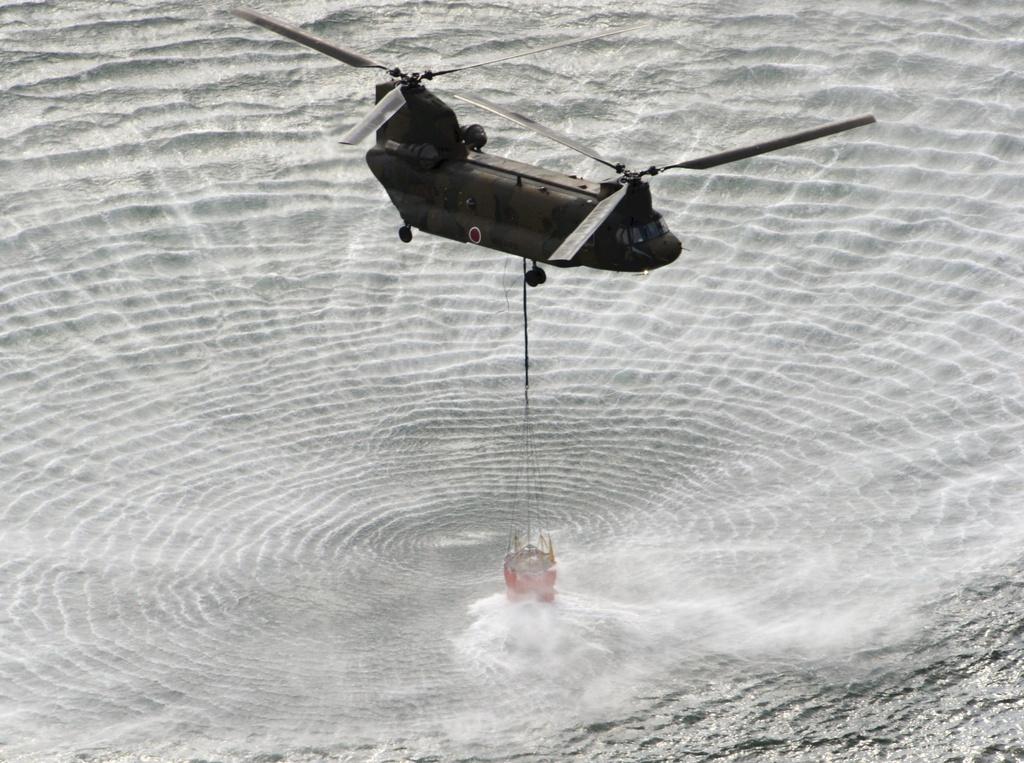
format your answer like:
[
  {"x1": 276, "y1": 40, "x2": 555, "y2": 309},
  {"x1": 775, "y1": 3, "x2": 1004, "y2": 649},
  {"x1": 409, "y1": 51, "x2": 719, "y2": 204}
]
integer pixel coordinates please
[{"x1": 468, "y1": 226, "x2": 482, "y2": 244}]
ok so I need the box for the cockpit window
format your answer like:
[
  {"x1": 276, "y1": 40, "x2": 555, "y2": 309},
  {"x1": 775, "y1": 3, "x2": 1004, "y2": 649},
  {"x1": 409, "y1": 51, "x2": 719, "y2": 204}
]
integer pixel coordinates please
[{"x1": 616, "y1": 214, "x2": 669, "y2": 244}]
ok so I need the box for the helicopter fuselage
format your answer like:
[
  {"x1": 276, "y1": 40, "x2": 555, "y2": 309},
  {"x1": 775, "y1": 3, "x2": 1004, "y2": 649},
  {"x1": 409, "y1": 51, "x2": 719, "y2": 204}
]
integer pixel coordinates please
[
  {"x1": 232, "y1": 8, "x2": 874, "y2": 279},
  {"x1": 365, "y1": 83, "x2": 682, "y2": 272}
]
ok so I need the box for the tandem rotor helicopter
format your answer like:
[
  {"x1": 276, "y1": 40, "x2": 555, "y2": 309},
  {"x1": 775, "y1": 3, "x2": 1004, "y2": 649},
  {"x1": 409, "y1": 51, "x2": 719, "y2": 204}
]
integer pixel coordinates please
[{"x1": 232, "y1": 8, "x2": 875, "y2": 286}]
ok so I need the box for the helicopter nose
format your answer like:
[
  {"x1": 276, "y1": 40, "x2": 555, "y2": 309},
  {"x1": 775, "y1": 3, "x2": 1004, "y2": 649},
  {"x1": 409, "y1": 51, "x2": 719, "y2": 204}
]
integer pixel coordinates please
[{"x1": 650, "y1": 231, "x2": 682, "y2": 268}]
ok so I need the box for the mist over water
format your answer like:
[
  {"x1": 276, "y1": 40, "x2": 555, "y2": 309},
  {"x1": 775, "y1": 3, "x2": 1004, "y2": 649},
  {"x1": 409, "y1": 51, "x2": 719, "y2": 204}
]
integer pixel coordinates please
[{"x1": 3, "y1": 1, "x2": 1024, "y2": 760}]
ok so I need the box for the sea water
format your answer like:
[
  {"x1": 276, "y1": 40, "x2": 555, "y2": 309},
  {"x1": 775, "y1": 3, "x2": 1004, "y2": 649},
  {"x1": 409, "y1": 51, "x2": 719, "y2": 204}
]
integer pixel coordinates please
[{"x1": 2, "y1": 1, "x2": 1023, "y2": 760}]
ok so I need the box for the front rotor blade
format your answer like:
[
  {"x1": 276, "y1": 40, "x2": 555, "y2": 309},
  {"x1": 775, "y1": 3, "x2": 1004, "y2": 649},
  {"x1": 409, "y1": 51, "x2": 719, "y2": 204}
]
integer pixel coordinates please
[
  {"x1": 453, "y1": 93, "x2": 620, "y2": 170},
  {"x1": 548, "y1": 185, "x2": 627, "y2": 263},
  {"x1": 233, "y1": 8, "x2": 388, "y2": 69},
  {"x1": 432, "y1": 24, "x2": 648, "y2": 76},
  {"x1": 339, "y1": 86, "x2": 407, "y2": 145},
  {"x1": 662, "y1": 114, "x2": 876, "y2": 171}
]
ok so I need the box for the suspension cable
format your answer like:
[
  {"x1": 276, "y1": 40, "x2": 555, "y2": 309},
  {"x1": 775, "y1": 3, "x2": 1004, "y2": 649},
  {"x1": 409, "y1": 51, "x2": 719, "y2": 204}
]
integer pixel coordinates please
[
  {"x1": 522, "y1": 258, "x2": 531, "y2": 540},
  {"x1": 522, "y1": 258, "x2": 529, "y2": 403},
  {"x1": 509, "y1": 259, "x2": 543, "y2": 547}
]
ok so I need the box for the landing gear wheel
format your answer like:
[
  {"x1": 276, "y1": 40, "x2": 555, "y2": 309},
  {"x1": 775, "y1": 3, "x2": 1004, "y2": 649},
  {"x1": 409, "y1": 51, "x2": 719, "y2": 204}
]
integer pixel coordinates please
[
  {"x1": 398, "y1": 224, "x2": 412, "y2": 243},
  {"x1": 525, "y1": 264, "x2": 546, "y2": 287}
]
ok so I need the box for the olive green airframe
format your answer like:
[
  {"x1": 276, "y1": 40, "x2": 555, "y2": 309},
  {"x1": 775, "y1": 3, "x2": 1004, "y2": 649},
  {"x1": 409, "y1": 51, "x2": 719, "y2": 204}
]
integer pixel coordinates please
[
  {"x1": 231, "y1": 8, "x2": 875, "y2": 286},
  {"x1": 367, "y1": 83, "x2": 681, "y2": 274}
]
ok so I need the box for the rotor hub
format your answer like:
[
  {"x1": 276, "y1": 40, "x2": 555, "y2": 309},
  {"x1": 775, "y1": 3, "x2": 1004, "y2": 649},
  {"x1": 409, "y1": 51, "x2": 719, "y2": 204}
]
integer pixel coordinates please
[
  {"x1": 618, "y1": 166, "x2": 661, "y2": 184},
  {"x1": 617, "y1": 166, "x2": 661, "y2": 185},
  {"x1": 388, "y1": 68, "x2": 436, "y2": 87}
]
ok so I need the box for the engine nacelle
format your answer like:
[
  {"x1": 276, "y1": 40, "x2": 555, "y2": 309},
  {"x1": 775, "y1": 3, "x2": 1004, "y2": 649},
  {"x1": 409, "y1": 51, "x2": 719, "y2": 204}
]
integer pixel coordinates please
[{"x1": 461, "y1": 124, "x2": 487, "y2": 151}]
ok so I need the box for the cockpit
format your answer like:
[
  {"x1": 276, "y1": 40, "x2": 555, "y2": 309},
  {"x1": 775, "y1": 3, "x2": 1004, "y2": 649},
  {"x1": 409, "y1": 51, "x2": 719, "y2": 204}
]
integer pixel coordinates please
[{"x1": 616, "y1": 213, "x2": 670, "y2": 244}]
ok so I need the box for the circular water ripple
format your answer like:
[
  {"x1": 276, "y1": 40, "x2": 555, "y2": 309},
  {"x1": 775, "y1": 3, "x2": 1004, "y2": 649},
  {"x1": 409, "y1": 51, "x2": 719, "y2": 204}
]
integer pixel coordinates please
[{"x1": 2, "y1": 0, "x2": 1024, "y2": 760}]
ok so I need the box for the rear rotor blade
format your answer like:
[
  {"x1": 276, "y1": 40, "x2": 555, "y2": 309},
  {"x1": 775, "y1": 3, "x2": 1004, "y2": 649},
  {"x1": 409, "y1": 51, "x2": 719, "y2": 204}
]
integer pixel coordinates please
[
  {"x1": 548, "y1": 185, "x2": 627, "y2": 263},
  {"x1": 233, "y1": 8, "x2": 388, "y2": 69},
  {"x1": 432, "y1": 24, "x2": 648, "y2": 76},
  {"x1": 662, "y1": 114, "x2": 876, "y2": 171},
  {"x1": 339, "y1": 86, "x2": 407, "y2": 145},
  {"x1": 453, "y1": 93, "x2": 620, "y2": 170}
]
